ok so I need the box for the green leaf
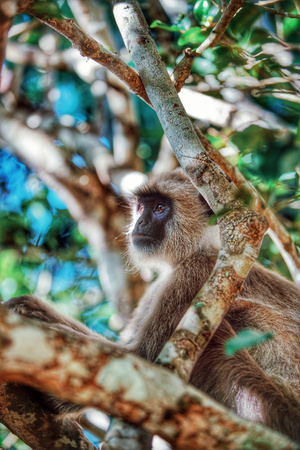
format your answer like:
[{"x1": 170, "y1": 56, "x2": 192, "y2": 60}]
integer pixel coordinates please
[
  {"x1": 296, "y1": 120, "x2": 300, "y2": 142},
  {"x1": 32, "y1": 1, "x2": 64, "y2": 19},
  {"x1": 0, "y1": 250, "x2": 19, "y2": 275},
  {"x1": 178, "y1": 27, "x2": 207, "y2": 46},
  {"x1": 225, "y1": 329, "x2": 273, "y2": 356},
  {"x1": 194, "y1": 0, "x2": 211, "y2": 25},
  {"x1": 150, "y1": 20, "x2": 183, "y2": 33},
  {"x1": 283, "y1": 16, "x2": 300, "y2": 39}
]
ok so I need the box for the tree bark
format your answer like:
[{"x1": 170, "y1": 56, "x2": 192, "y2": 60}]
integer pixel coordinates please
[{"x1": 0, "y1": 305, "x2": 296, "y2": 450}]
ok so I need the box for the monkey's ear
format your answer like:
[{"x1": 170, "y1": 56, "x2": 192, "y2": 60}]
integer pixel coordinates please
[{"x1": 198, "y1": 193, "x2": 214, "y2": 218}]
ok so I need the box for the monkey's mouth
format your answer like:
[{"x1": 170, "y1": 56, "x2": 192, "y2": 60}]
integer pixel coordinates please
[{"x1": 132, "y1": 234, "x2": 155, "y2": 249}]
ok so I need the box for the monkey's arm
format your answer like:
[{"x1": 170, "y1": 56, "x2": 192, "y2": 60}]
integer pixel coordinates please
[{"x1": 122, "y1": 252, "x2": 215, "y2": 361}]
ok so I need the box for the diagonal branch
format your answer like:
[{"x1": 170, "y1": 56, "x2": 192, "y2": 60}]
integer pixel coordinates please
[
  {"x1": 17, "y1": 0, "x2": 150, "y2": 105},
  {"x1": 194, "y1": 0, "x2": 244, "y2": 55},
  {"x1": 257, "y1": 6, "x2": 300, "y2": 18},
  {"x1": 0, "y1": 305, "x2": 296, "y2": 449},
  {"x1": 0, "y1": 381, "x2": 96, "y2": 450},
  {"x1": 0, "y1": 1, "x2": 15, "y2": 72}
]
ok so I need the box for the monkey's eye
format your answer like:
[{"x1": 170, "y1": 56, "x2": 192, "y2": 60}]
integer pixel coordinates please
[
  {"x1": 155, "y1": 203, "x2": 166, "y2": 212},
  {"x1": 137, "y1": 203, "x2": 144, "y2": 214}
]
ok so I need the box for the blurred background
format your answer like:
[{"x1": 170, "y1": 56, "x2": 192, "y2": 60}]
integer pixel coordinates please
[{"x1": 0, "y1": 0, "x2": 300, "y2": 447}]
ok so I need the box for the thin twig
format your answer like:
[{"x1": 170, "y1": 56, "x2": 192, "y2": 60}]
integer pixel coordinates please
[
  {"x1": 257, "y1": 0, "x2": 282, "y2": 5},
  {"x1": 171, "y1": 0, "x2": 244, "y2": 91},
  {"x1": 258, "y1": 5, "x2": 300, "y2": 18},
  {"x1": 17, "y1": 2, "x2": 151, "y2": 105},
  {"x1": 194, "y1": 0, "x2": 244, "y2": 55},
  {"x1": 0, "y1": 2, "x2": 14, "y2": 73}
]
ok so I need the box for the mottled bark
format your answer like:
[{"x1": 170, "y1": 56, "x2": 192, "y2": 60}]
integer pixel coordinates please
[
  {"x1": 171, "y1": 48, "x2": 194, "y2": 93},
  {"x1": 0, "y1": 306, "x2": 296, "y2": 450},
  {"x1": 0, "y1": 381, "x2": 96, "y2": 450}
]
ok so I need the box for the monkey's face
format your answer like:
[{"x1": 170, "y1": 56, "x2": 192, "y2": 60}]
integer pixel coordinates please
[
  {"x1": 127, "y1": 169, "x2": 214, "y2": 269},
  {"x1": 131, "y1": 194, "x2": 172, "y2": 253}
]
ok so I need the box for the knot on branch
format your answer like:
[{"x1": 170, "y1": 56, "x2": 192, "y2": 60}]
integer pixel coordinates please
[{"x1": 172, "y1": 48, "x2": 195, "y2": 93}]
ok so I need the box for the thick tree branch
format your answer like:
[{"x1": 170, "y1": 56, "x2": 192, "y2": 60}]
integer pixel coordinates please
[
  {"x1": 0, "y1": 381, "x2": 96, "y2": 450},
  {"x1": 0, "y1": 306, "x2": 296, "y2": 449}
]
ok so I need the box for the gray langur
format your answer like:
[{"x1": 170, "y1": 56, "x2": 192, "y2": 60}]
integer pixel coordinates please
[{"x1": 6, "y1": 169, "x2": 300, "y2": 442}]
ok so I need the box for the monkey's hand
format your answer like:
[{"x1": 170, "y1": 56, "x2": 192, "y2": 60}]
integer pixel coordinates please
[{"x1": 5, "y1": 295, "x2": 94, "y2": 337}]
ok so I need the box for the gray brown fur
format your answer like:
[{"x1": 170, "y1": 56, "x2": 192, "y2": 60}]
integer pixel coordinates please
[{"x1": 6, "y1": 169, "x2": 300, "y2": 442}]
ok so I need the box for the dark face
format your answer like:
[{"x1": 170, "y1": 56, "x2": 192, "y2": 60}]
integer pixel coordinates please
[{"x1": 131, "y1": 194, "x2": 172, "y2": 251}]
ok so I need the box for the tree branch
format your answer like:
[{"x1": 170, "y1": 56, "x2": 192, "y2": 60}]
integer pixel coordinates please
[
  {"x1": 68, "y1": 0, "x2": 116, "y2": 48},
  {"x1": 0, "y1": 107, "x2": 145, "y2": 317},
  {"x1": 0, "y1": 1, "x2": 16, "y2": 72},
  {"x1": 171, "y1": 48, "x2": 194, "y2": 93},
  {"x1": 0, "y1": 305, "x2": 296, "y2": 449},
  {"x1": 194, "y1": 0, "x2": 244, "y2": 55},
  {"x1": 171, "y1": 0, "x2": 244, "y2": 89},
  {"x1": 258, "y1": 5, "x2": 300, "y2": 18},
  {"x1": 17, "y1": 0, "x2": 151, "y2": 105},
  {"x1": 0, "y1": 381, "x2": 96, "y2": 450}
]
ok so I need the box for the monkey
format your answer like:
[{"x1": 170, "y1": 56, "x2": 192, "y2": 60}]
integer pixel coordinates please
[{"x1": 5, "y1": 168, "x2": 300, "y2": 443}]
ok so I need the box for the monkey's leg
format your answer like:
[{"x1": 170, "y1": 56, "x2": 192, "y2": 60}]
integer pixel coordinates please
[{"x1": 190, "y1": 319, "x2": 300, "y2": 443}]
